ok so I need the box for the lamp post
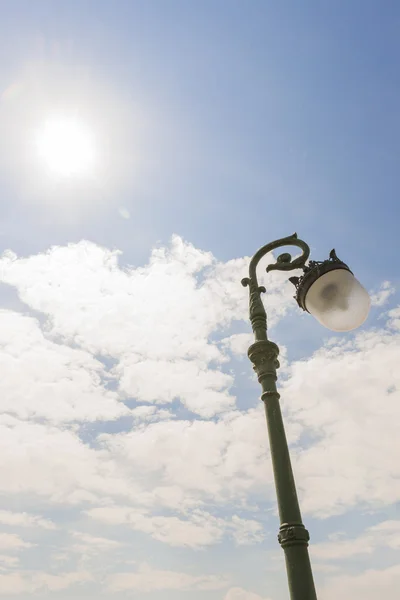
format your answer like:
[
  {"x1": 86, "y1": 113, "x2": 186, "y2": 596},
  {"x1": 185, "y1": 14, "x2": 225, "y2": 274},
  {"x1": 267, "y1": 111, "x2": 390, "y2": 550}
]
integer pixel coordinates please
[{"x1": 241, "y1": 233, "x2": 370, "y2": 600}]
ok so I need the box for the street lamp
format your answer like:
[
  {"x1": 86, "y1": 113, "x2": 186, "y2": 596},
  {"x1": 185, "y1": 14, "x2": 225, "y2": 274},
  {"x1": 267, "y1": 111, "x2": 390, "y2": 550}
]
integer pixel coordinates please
[{"x1": 241, "y1": 233, "x2": 370, "y2": 600}]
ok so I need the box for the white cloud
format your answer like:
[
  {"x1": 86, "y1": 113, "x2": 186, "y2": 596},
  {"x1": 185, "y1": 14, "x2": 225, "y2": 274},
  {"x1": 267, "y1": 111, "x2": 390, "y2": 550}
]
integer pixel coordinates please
[
  {"x1": 0, "y1": 534, "x2": 32, "y2": 551},
  {"x1": 0, "y1": 404, "x2": 281, "y2": 531},
  {"x1": 281, "y1": 317, "x2": 400, "y2": 516},
  {"x1": 71, "y1": 531, "x2": 122, "y2": 552},
  {"x1": 128, "y1": 511, "x2": 225, "y2": 548},
  {"x1": 0, "y1": 237, "x2": 397, "y2": 597},
  {"x1": 106, "y1": 563, "x2": 228, "y2": 592},
  {"x1": 0, "y1": 511, "x2": 55, "y2": 530},
  {"x1": 312, "y1": 534, "x2": 373, "y2": 561},
  {"x1": 0, "y1": 237, "x2": 294, "y2": 417},
  {"x1": 0, "y1": 238, "x2": 222, "y2": 363},
  {"x1": 224, "y1": 587, "x2": 271, "y2": 600},
  {"x1": 0, "y1": 573, "x2": 28, "y2": 595},
  {"x1": 0, "y1": 415, "x2": 143, "y2": 505},
  {"x1": 99, "y1": 406, "x2": 284, "y2": 508},
  {"x1": 69, "y1": 531, "x2": 123, "y2": 563},
  {"x1": 87, "y1": 506, "x2": 264, "y2": 549},
  {"x1": 221, "y1": 333, "x2": 254, "y2": 358},
  {"x1": 131, "y1": 405, "x2": 173, "y2": 422},
  {"x1": 387, "y1": 306, "x2": 400, "y2": 330},
  {"x1": 0, "y1": 570, "x2": 93, "y2": 595},
  {"x1": 311, "y1": 519, "x2": 400, "y2": 561},
  {"x1": 370, "y1": 281, "x2": 395, "y2": 306},
  {"x1": 116, "y1": 357, "x2": 235, "y2": 417},
  {"x1": 312, "y1": 563, "x2": 340, "y2": 573},
  {"x1": 230, "y1": 515, "x2": 265, "y2": 545},
  {"x1": 0, "y1": 555, "x2": 19, "y2": 570},
  {"x1": 0, "y1": 310, "x2": 129, "y2": 423},
  {"x1": 320, "y1": 564, "x2": 400, "y2": 600}
]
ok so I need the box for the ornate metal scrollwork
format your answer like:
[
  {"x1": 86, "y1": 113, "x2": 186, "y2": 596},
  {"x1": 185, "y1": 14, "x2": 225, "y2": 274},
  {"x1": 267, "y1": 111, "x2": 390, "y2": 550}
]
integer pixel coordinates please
[
  {"x1": 248, "y1": 340, "x2": 280, "y2": 385},
  {"x1": 241, "y1": 233, "x2": 310, "y2": 340},
  {"x1": 288, "y1": 248, "x2": 352, "y2": 311}
]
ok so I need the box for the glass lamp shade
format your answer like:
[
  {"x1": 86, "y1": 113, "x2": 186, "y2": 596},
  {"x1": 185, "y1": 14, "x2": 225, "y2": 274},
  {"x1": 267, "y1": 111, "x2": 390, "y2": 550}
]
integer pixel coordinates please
[{"x1": 304, "y1": 268, "x2": 371, "y2": 332}]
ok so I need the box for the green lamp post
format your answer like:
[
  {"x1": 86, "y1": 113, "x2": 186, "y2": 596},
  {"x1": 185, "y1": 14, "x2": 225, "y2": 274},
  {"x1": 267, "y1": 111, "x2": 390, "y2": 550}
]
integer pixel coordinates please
[{"x1": 242, "y1": 233, "x2": 370, "y2": 600}]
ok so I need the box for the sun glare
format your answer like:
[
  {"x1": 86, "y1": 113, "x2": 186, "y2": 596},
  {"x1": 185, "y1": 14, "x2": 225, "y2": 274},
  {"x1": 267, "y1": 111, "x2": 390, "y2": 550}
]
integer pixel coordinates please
[{"x1": 36, "y1": 117, "x2": 95, "y2": 177}]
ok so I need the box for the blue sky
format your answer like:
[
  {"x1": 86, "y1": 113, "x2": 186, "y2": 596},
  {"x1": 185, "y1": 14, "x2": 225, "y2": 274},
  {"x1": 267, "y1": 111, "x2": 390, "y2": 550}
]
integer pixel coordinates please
[{"x1": 0, "y1": 2, "x2": 399, "y2": 599}]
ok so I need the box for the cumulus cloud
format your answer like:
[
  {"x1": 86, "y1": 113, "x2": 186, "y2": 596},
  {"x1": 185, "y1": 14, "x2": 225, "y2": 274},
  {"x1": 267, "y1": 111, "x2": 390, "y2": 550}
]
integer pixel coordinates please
[
  {"x1": 87, "y1": 507, "x2": 225, "y2": 548},
  {"x1": 0, "y1": 511, "x2": 55, "y2": 530},
  {"x1": 0, "y1": 570, "x2": 93, "y2": 595},
  {"x1": 370, "y1": 280, "x2": 395, "y2": 306},
  {"x1": 87, "y1": 506, "x2": 264, "y2": 548},
  {"x1": 0, "y1": 554, "x2": 20, "y2": 569},
  {"x1": 320, "y1": 564, "x2": 400, "y2": 600},
  {"x1": 116, "y1": 357, "x2": 235, "y2": 417},
  {"x1": 0, "y1": 382, "x2": 279, "y2": 521},
  {"x1": 0, "y1": 310, "x2": 129, "y2": 423},
  {"x1": 0, "y1": 236, "x2": 397, "y2": 597},
  {"x1": 0, "y1": 533, "x2": 32, "y2": 551},
  {"x1": 311, "y1": 519, "x2": 400, "y2": 561},
  {"x1": 387, "y1": 305, "x2": 400, "y2": 330},
  {"x1": 98, "y1": 407, "x2": 288, "y2": 508},
  {"x1": 224, "y1": 587, "x2": 272, "y2": 600},
  {"x1": 131, "y1": 405, "x2": 173, "y2": 422},
  {"x1": 221, "y1": 333, "x2": 254, "y2": 358},
  {"x1": 230, "y1": 515, "x2": 265, "y2": 545},
  {"x1": 0, "y1": 237, "x2": 294, "y2": 417},
  {"x1": 70, "y1": 532, "x2": 123, "y2": 562},
  {"x1": 106, "y1": 563, "x2": 228, "y2": 592},
  {"x1": 0, "y1": 415, "x2": 143, "y2": 505},
  {"x1": 282, "y1": 315, "x2": 400, "y2": 517}
]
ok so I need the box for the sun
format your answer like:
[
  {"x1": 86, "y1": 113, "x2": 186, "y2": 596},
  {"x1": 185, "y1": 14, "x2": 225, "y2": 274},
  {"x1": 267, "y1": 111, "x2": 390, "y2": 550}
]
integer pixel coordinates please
[{"x1": 36, "y1": 117, "x2": 95, "y2": 177}]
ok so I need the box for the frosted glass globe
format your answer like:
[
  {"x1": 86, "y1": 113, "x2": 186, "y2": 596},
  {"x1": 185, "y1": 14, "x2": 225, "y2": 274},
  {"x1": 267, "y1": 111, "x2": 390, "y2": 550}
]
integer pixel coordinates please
[{"x1": 305, "y1": 268, "x2": 370, "y2": 332}]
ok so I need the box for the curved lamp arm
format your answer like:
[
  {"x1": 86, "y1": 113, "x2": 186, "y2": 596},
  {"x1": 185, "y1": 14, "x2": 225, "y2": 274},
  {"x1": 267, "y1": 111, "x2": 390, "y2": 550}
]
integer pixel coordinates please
[{"x1": 241, "y1": 233, "x2": 310, "y2": 341}]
